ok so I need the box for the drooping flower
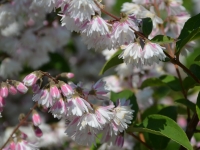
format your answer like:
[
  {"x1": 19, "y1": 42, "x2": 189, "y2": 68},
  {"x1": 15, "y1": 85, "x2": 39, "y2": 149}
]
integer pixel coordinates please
[
  {"x1": 50, "y1": 98, "x2": 67, "y2": 119},
  {"x1": 81, "y1": 16, "x2": 110, "y2": 38},
  {"x1": 59, "y1": 81, "x2": 74, "y2": 97},
  {"x1": 67, "y1": 0, "x2": 101, "y2": 21},
  {"x1": 66, "y1": 96, "x2": 92, "y2": 116},
  {"x1": 112, "y1": 17, "x2": 139, "y2": 47},
  {"x1": 33, "y1": 89, "x2": 53, "y2": 108},
  {"x1": 49, "y1": 84, "x2": 61, "y2": 100},
  {"x1": 112, "y1": 99, "x2": 134, "y2": 132},
  {"x1": 0, "y1": 82, "x2": 8, "y2": 98}
]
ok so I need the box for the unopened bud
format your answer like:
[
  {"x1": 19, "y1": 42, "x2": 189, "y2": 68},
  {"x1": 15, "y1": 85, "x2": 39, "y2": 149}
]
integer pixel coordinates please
[
  {"x1": 32, "y1": 110, "x2": 41, "y2": 126},
  {"x1": 21, "y1": 132, "x2": 28, "y2": 139},
  {"x1": 15, "y1": 82, "x2": 28, "y2": 94},
  {"x1": 60, "y1": 72, "x2": 74, "y2": 79},
  {"x1": 59, "y1": 81, "x2": 73, "y2": 97},
  {"x1": 9, "y1": 142, "x2": 16, "y2": 150},
  {"x1": 0, "y1": 82, "x2": 8, "y2": 98},
  {"x1": 8, "y1": 85, "x2": 17, "y2": 95},
  {"x1": 23, "y1": 71, "x2": 41, "y2": 87},
  {"x1": 50, "y1": 84, "x2": 60, "y2": 100},
  {"x1": 34, "y1": 126, "x2": 43, "y2": 137}
]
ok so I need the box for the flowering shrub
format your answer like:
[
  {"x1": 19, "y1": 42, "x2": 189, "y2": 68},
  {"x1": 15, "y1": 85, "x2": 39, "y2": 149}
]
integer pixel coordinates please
[{"x1": 0, "y1": 0, "x2": 200, "y2": 150}]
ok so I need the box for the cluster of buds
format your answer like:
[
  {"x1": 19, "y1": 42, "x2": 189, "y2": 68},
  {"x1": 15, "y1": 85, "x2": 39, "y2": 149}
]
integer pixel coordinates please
[
  {"x1": 0, "y1": 80, "x2": 28, "y2": 117},
  {"x1": 19, "y1": 71, "x2": 135, "y2": 147}
]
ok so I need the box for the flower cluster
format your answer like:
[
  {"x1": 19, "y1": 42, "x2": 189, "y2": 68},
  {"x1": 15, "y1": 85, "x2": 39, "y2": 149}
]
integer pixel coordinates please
[{"x1": 22, "y1": 71, "x2": 134, "y2": 147}]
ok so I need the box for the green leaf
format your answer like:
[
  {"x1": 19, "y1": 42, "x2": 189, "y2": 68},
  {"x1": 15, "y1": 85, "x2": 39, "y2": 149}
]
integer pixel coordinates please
[
  {"x1": 176, "y1": 13, "x2": 200, "y2": 54},
  {"x1": 189, "y1": 64, "x2": 200, "y2": 80},
  {"x1": 196, "y1": 92, "x2": 200, "y2": 120},
  {"x1": 142, "y1": 18, "x2": 153, "y2": 37},
  {"x1": 129, "y1": 115, "x2": 193, "y2": 150},
  {"x1": 176, "y1": 99, "x2": 196, "y2": 112},
  {"x1": 151, "y1": 35, "x2": 175, "y2": 44},
  {"x1": 194, "y1": 54, "x2": 200, "y2": 62},
  {"x1": 140, "y1": 78, "x2": 164, "y2": 89},
  {"x1": 182, "y1": 76, "x2": 197, "y2": 90},
  {"x1": 148, "y1": 107, "x2": 177, "y2": 150},
  {"x1": 110, "y1": 90, "x2": 138, "y2": 121},
  {"x1": 99, "y1": 50, "x2": 123, "y2": 75},
  {"x1": 141, "y1": 75, "x2": 181, "y2": 91},
  {"x1": 159, "y1": 75, "x2": 181, "y2": 91},
  {"x1": 141, "y1": 105, "x2": 165, "y2": 120}
]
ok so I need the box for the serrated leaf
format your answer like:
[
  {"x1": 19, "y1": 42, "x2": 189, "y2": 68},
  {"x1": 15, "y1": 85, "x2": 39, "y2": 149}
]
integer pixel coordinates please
[
  {"x1": 176, "y1": 13, "x2": 200, "y2": 54},
  {"x1": 176, "y1": 99, "x2": 196, "y2": 112},
  {"x1": 151, "y1": 35, "x2": 175, "y2": 44},
  {"x1": 142, "y1": 18, "x2": 153, "y2": 37},
  {"x1": 110, "y1": 90, "x2": 138, "y2": 121},
  {"x1": 196, "y1": 92, "x2": 200, "y2": 120},
  {"x1": 128, "y1": 115, "x2": 193, "y2": 150},
  {"x1": 148, "y1": 107, "x2": 177, "y2": 150},
  {"x1": 99, "y1": 50, "x2": 123, "y2": 75}
]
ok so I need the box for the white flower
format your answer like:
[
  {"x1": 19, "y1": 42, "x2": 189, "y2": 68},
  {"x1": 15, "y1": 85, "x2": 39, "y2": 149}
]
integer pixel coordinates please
[
  {"x1": 140, "y1": 6, "x2": 163, "y2": 28},
  {"x1": 50, "y1": 98, "x2": 67, "y2": 119},
  {"x1": 112, "y1": 17, "x2": 138, "y2": 47},
  {"x1": 112, "y1": 99, "x2": 134, "y2": 132},
  {"x1": 95, "y1": 105, "x2": 114, "y2": 125},
  {"x1": 33, "y1": 89, "x2": 53, "y2": 108},
  {"x1": 15, "y1": 140, "x2": 39, "y2": 150},
  {"x1": 142, "y1": 41, "x2": 166, "y2": 65},
  {"x1": 66, "y1": 96, "x2": 92, "y2": 116},
  {"x1": 121, "y1": 3, "x2": 145, "y2": 15},
  {"x1": 119, "y1": 41, "x2": 143, "y2": 67},
  {"x1": 81, "y1": 16, "x2": 110, "y2": 38},
  {"x1": 60, "y1": 15, "x2": 81, "y2": 32},
  {"x1": 67, "y1": 0, "x2": 101, "y2": 21}
]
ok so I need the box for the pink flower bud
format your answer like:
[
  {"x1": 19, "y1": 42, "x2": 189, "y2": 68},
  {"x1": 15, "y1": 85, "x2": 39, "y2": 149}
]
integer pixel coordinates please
[
  {"x1": 32, "y1": 84, "x2": 40, "y2": 93},
  {"x1": 34, "y1": 126, "x2": 43, "y2": 137},
  {"x1": 0, "y1": 96, "x2": 5, "y2": 107},
  {"x1": 16, "y1": 82, "x2": 28, "y2": 94},
  {"x1": 66, "y1": 73, "x2": 74, "y2": 79},
  {"x1": 59, "y1": 81, "x2": 73, "y2": 97},
  {"x1": 9, "y1": 142, "x2": 16, "y2": 150},
  {"x1": 32, "y1": 111, "x2": 41, "y2": 126},
  {"x1": 0, "y1": 83, "x2": 8, "y2": 98},
  {"x1": 50, "y1": 85, "x2": 60, "y2": 100},
  {"x1": 23, "y1": 73, "x2": 38, "y2": 86},
  {"x1": 8, "y1": 85, "x2": 17, "y2": 95}
]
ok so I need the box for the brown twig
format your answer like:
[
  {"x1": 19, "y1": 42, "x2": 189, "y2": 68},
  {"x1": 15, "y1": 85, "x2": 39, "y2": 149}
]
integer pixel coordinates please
[
  {"x1": 128, "y1": 132, "x2": 153, "y2": 150},
  {"x1": 0, "y1": 103, "x2": 38, "y2": 150}
]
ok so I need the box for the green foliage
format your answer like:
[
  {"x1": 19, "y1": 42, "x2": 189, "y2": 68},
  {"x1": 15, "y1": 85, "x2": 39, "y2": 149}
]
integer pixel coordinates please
[
  {"x1": 176, "y1": 13, "x2": 200, "y2": 54},
  {"x1": 99, "y1": 50, "x2": 123, "y2": 75},
  {"x1": 128, "y1": 115, "x2": 193, "y2": 150},
  {"x1": 151, "y1": 35, "x2": 175, "y2": 44},
  {"x1": 175, "y1": 99, "x2": 196, "y2": 112},
  {"x1": 194, "y1": 55, "x2": 200, "y2": 61},
  {"x1": 110, "y1": 90, "x2": 138, "y2": 121},
  {"x1": 196, "y1": 92, "x2": 200, "y2": 120},
  {"x1": 148, "y1": 107, "x2": 177, "y2": 150},
  {"x1": 113, "y1": 0, "x2": 131, "y2": 14},
  {"x1": 142, "y1": 18, "x2": 153, "y2": 37},
  {"x1": 189, "y1": 64, "x2": 200, "y2": 80},
  {"x1": 141, "y1": 75, "x2": 181, "y2": 91},
  {"x1": 183, "y1": 76, "x2": 197, "y2": 90}
]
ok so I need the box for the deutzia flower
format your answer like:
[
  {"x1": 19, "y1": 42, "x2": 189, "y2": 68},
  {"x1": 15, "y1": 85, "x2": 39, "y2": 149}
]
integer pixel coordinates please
[
  {"x1": 119, "y1": 40, "x2": 143, "y2": 67},
  {"x1": 112, "y1": 16, "x2": 139, "y2": 47},
  {"x1": 81, "y1": 16, "x2": 110, "y2": 38},
  {"x1": 50, "y1": 98, "x2": 67, "y2": 119},
  {"x1": 112, "y1": 99, "x2": 134, "y2": 132},
  {"x1": 67, "y1": 0, "x2": 101, "y2": 21},
  {"x1": 33, "y1": 89, "x2": 53, "y2": 108},
  {"x1": 139, "y1": 6, "x2": 163, "y2": 28},
  {"x1": 66, "y1": 96, "x2": 92, "y2": 116},
  {"x1": 143, "y1": 41, "x2": 166, "y2": 65},
  {"x1": 14, "y1": 140, "x2": 39, "y2": 150}
]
